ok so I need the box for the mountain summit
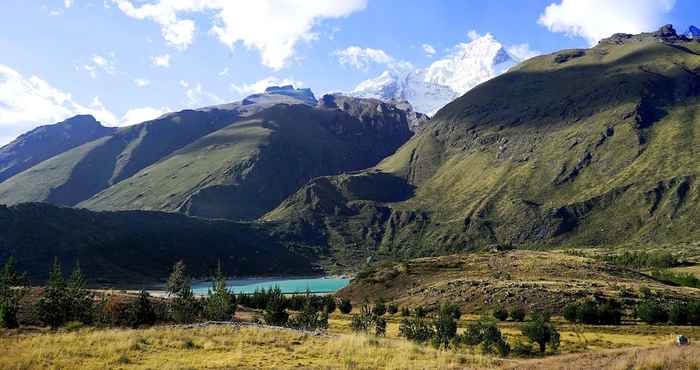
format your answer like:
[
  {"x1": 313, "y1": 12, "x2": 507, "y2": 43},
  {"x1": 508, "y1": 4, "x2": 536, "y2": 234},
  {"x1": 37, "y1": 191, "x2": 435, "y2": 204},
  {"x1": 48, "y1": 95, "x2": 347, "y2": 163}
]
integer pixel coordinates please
[{"x1": 350, "y1": 34, "x2": 523, "y2": 115}]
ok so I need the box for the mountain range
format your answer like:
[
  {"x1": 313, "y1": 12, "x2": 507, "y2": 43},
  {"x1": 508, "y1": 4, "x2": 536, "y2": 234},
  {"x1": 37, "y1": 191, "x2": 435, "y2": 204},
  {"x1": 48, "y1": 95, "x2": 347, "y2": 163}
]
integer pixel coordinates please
[
  {"x1": 350, "y1": 34, "x2": 524, "y2": 115},
  {"x1": 2, "y1": 25, "x2": 700, "y2": 281}
]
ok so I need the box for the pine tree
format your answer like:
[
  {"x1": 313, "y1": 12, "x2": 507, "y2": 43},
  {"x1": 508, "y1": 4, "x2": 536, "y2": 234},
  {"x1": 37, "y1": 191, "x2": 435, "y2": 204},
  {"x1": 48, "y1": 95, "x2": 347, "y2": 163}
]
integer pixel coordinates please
[
  {"x1": 205, "y1": 261, "x2": 235, "y2": 321},
  {"x1": 66, "y1": 261, "x2": 94, "y2": 324},
  {"x1": 0, "y1": 257, "x2": 27, "y2": 329},
  {"x1": 37, "y1": 258, "x2": 68, "y2": 328},
  {"x1": 128, "y1": 290, "x2": 157, "y2": 328},
  {"x1": 167, "y1": 261, "x2": 199, "y2": 323}
]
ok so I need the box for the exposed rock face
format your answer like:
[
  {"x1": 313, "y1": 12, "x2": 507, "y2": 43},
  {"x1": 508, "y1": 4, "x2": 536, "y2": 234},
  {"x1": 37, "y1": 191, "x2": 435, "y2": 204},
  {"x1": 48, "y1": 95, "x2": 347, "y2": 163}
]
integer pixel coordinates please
[{"x1": 0, "y1": 115, "x2": 116, "y2": 183}]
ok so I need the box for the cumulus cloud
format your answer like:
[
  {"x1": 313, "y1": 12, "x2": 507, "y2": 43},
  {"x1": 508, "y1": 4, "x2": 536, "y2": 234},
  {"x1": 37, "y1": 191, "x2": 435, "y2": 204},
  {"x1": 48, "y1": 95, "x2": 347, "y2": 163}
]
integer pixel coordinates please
[
  {"x1": 507, "y1": 43, "x2": 540, "y2": 61},
  {"x1": 64, "y1": 0, "x2": 73, "y2": 8},
  {"x1": 0, "y1": 64, "x2": 117, "y2": 130},
  {"x1": 113, "y1": 0, "x2": 367, "y2": 70},
  {"x1": 180, "y1": 81, "x2": 225, "y2": 107},
  {"x1": 82, "y1": 53, "x2": 117, "y2": 79},
  {"x1": 151, "y1": 54, "x2": 170, "y2": 67},
  {"x1": 231, "y1": 76, "x2": 303, "y2": 96},
  {"x1": 334, "y1": 46, "x2": 413, "y2": 72},
  {"x1": 120, "y1": 106, "x2": 169, "y2": 126},
  {"x1": 422, "y1": 44, "x2": 436, "y2": 57},
  {"x1": 134, "y1": 78, "x2": 151, "y2": 87},
  {"x1": 538, "y1": 0, "x2": 676, "y2": 45}
]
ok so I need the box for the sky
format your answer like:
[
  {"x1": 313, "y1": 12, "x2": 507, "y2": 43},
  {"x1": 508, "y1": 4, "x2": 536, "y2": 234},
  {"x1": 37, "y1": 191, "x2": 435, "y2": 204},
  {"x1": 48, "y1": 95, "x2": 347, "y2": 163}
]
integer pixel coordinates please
[{"x1": 0, "y1": 0, "x2": 698, "y2": 145}]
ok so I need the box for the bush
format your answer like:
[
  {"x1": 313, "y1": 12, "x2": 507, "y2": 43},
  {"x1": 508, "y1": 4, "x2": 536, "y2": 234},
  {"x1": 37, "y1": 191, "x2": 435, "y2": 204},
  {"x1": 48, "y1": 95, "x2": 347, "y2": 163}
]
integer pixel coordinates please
[
  {"x1": 400, "y1": 306, "x2": 411, "y2": 317},
  {"x1": 263, "y1": 287, "x2": 288, "y2": 326},
  {"x1": 374, "y1": 317, "x2": 386, "y2": 336},
  {"x1": 576, "y1": 300, "x2": 599, "y2": 324},
  {"x1": 128, "y1": 290, "x2": 157, "y2": 328},
  {"x1": 444, "y1": 303, "x2": 461, "y2": 320},
  {"x1": 387, "y1": 304, "x2": 399, "y2": 315},
  {"x1": 521, "y1": 311, "x2": 559, "y2": 354},
  {"x1": 597, "y1": 302, "x2": 622, "y2": 325},
  {"x1": 321, "y1": 296, "x2": 336, "y2": 313},
  {"x1": 432, "y1": 302, "x2": 458, "y2": 349},
  {"x1": 204, "y1": 262, "x2": 235, "y2": 321},
  {"x1": 290, "y1": 300, "x2": 328, "y2": 331},
  {"x1": 414, "y1": 306, "x2": 427, "y2": 318},
  {"x1": 460, "y1": 320, "x2": 509, "y2": 356},
  {"x1": 563, "y1": 303, "x2": 578, "y2": 323},
  {"x1": 338, "y1": 298, "x2": 352, "y2": 314},
  {"x1": 399, "y1": 317, "x2": 434, "y2": 343},
  {"x1": 689, "y1": 300, "x2": 700, "y2": 325},
  {"x1": 512, "y1": 341, "x2": 535, "y2": 357},
  {"x1": 493, "y1": 308, "x2": 509, "y2": 321},
  {"x1": 636, "y1": 300, "x2": 668, "y2": 324},
  {"x1": 372, "y1": 299, "x2": 386, "y2": 316},
  {"x1": 510, "y1": 307, "x2": 526, "y2": 322},
  {"x1": 669, "y1": 302, "x2": 688, "y2": 325}
]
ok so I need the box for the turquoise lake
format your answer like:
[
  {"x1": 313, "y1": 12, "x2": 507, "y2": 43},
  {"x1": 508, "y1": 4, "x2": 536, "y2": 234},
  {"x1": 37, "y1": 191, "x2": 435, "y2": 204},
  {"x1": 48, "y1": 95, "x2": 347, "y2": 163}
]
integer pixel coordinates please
[{"x1": 191, "y1": 277, "x2": 351, "y2": 295}]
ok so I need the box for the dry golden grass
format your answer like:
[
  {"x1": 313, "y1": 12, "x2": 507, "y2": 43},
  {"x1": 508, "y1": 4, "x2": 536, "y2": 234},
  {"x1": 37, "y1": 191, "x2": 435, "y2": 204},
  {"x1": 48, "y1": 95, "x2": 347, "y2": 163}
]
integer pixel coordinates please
[
  {"x1": 0, "y1": 325, "x2": 499, "y2": 370},
  {"x1": 508, "y1": 344, "x2": 700, "y2": 370}
]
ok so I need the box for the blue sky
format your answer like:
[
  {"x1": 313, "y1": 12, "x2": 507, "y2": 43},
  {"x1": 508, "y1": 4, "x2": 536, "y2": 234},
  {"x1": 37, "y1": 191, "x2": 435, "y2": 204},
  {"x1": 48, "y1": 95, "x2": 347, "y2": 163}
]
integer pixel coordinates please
[{"x1": 0, "y1": 0, "x2": 697, "y2": 145}]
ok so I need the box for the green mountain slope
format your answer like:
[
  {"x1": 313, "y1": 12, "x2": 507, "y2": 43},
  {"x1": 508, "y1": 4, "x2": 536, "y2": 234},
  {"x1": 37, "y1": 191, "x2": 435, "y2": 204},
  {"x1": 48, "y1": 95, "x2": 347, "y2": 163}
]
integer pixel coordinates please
[
  {"x1": 0, "y1": 115, "x2": 116, "y2": 183},
  {"x1": 267, "y1": 26, "x2": 700, "y2": 266},
  {"x1": 0, "y1": 203, "x2": 317, "y2": 284},
  {"x1": 0, "y1": 109, "x2": 238, "y2": 206},
  {"x1": 80, "y1": 95, "x2": 413, "y2": 220}
]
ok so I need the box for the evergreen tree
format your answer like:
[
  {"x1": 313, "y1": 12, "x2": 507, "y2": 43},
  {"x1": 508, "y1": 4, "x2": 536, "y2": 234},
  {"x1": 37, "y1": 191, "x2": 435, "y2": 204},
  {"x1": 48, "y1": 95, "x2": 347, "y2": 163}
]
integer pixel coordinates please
[
  {"x1": 128, "y1": 290, "x2": 157, "y2": 328},
  {"x1": 432, "y1": 302, "x2": 458, "y2": 349},
  {"x1": 37, "y1": 258, "x2": 68, "y2": 328},
  {"x1": 205, "y1": 261, "x2": 235, "y2": 321},
  {"x1": 0, "y1": 257, "x2": 27, "y2": 328},
  {"x1": 167, "y1": 261, "x2": 199, "y2": 323},
  {"x1": 263, "y1": 286, "x2": 288, "y2": 326},
  {"x1": 66, "y1": 261, "x2": 94, "y2": 324}
]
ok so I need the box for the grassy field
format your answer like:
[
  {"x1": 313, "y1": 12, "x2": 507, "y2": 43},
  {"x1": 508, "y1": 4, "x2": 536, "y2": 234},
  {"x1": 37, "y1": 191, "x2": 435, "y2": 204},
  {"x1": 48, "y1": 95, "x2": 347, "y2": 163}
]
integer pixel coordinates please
[{"x1": 2, "y1": 312, "x2": 699, "y2": 370}]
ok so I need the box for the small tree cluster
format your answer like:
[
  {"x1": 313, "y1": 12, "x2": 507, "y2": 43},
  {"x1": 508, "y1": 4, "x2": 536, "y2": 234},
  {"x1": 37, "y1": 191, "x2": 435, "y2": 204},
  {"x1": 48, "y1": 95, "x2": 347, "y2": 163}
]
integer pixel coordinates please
[
  {"x1": 351, "y1": 300, "x2": 384, "y2": 335},
  {"x1": 37, "y1": 259, "x2": 94, "y2": 328},
  {"x1": 462, "y1": 320, "x2": 510, "y2": 356},
  {"x1": 563, "y1": 299, "x2": 622, "y2": 325},
  {"x1": 289, "y1": 297, "x2": 328, "y2": 331},
  {"x1": 0, "y1": 257, "x2": 27, "y2": 329}
]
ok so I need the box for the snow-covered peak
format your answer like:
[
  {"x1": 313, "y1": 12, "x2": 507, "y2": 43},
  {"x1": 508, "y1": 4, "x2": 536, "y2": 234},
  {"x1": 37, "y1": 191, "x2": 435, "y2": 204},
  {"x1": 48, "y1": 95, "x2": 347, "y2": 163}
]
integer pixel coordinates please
[{"x1": 349, "y1": 34, "x2": 525, "y2": 116}]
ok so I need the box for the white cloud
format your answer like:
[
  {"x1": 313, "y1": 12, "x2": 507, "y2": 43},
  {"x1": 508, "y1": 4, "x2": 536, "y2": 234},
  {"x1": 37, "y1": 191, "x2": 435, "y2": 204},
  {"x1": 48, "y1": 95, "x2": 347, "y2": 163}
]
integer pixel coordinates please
[
  {"x1": 218, "y1": 67, "x2": 229, "y2": 77},
  {"x1": 231, "y1": 77, "x2": 303, "y2": 96},
  {"x1": 134, "y1": 78, "x2": 151, "y2": 87},
  {"x1": 151, "y1": 54, "x2": 170, "y2": 67},
  {"x1": 538, "y1": 0, "x2": 676, "y2": 45},
  {"x1": 82, "y1": 53, "x2": 117, "y2": 79},
  {"x1": 120, "y1": 106, "x2": 170, "y2": 126},
  {"x1": 181, "y1": 81, "x2": 225, "y2": 106},
  {"x1": 467, "y1": 30, "x2": 481, "y2": 41},
  {"x1": 0, "y1": 64, "x2": 118, "y2": 130},
  {"x1": 422, "y1": 44, "x2": 436, "y2": 57},
  {"x1": 113, "y1": 0, "x2": 367, "y2": 70},
  {"x1": 334, "y1": 46, "x2": 412, "y2": 71},
  {"x1": 506, "y1": 43, "x2": 540, "y2": 61},
  {"x1": 64, "y1": 0, "x2": 73, "y2": 8}
]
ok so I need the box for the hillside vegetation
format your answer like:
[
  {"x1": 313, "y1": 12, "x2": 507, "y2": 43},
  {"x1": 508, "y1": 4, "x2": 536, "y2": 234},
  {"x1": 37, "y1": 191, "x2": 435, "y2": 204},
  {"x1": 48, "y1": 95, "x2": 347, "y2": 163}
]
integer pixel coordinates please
[{"x1": 268, "y1": 26, "x2": 700, "y2": 265}]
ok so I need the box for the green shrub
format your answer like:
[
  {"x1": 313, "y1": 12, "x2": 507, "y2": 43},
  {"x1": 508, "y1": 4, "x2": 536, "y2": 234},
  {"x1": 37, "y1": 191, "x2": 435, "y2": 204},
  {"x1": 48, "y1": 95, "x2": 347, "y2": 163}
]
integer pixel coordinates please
[
  {"x1": 510, "y1": 307, "x2": 526, "y2": 322},
  {"x1": 372, "y1": 299, "x2": 386, "y2": 316},
  {"x1": 669, "y1": 302, "x2": 688, "y2": 325},
  {"x1": 398, "y1": 317, "x2": 434, "y2": 343},
  {"x1": 289, "y1": 300, "x2": 328, "y2": 331},
  {"x1": 493, "y1": 308, "x2": 508, "y2": 321},
  {"x1": 128, "y1": 290, "x2": 157, "y2": 328},
  {"x1": 386, "y1": 304, "x2": 398, "y2": 315},
  {"x1": 431, "y1": 302, "x2": 458, "y2": 349},
  {"x1": 576, "y1": 300, "x2": 599, "y2": 324},
  {"x1": 636, "y1": 300, "x2": 668, "y2": 324},
  {"x1": 460, "y1": 320, "x2": 509, "y2": 356},
  {"x1": 688, "y1": 300, "x2": 700, "y2": 325},
  {"x1": 338, "y1": 298, "x2": 352, "y2": 314},
  {"x1": 597, "y1": 302, "x2": 622, "y2": 325},
  {"x1": 400, "y1": 306, "x2": 410, "y2": 317},
  {"x1": 263, "y1": 287, "x2": 288, "y2": 326},
  {"x1": 414, "y1": 306, "x2": 427, "y2": 318},
  {"x1": 63, "y1": 321, "x2": 83, "y2": 331},
  {"x1": 374, "y1": 317, "x2": 386, "y2": 336},
  {"x1": 321, "y1": 296, "x2": 336, "y2": 313},
  {"x1": 512, "y1": 340, "x2": 535, "y2": 357},
  {"x1": 521, "y1": 311, "x2": 559, "y2": 354},
  {"x1": 563, "y1": 303, "x2": 578, "y2": 323}
]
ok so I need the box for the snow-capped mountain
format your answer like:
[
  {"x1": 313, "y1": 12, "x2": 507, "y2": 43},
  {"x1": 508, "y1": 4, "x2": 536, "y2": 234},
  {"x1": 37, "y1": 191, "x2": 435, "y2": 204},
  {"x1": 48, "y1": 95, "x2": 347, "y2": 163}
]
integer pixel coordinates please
[{"x1": 350, "y1": 34, "x2": 525, "y2": 116}]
